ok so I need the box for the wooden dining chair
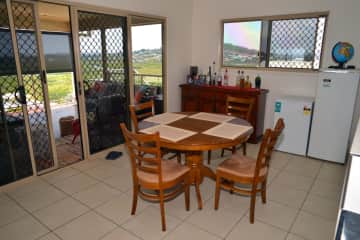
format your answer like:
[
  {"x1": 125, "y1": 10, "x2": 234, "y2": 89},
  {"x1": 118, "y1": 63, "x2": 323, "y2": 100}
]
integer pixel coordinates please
[
  {"x1": 207, "y1": 96, "x2": 255, "y2": 164},
  {"x1": 129, "y1": 100, "x2": 182, "y2": 162},
  {"x1": 120, "y1": 123, "x2": 190, "y2": 231},
  {"x1": 129, "y1": 100, "x2": 155, "y2": 133},
  {"x1": 214, "y1": 118, "x2": 285, "y2": 223}
]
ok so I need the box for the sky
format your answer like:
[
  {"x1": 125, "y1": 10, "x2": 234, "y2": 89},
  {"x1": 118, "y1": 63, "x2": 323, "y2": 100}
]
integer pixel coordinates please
[
  {"x1": 131, "y1": 24, "x2": 162, "y2": 51},
  {"x1": 224, "y1": 21, "x2": 261, "y2": 50}
]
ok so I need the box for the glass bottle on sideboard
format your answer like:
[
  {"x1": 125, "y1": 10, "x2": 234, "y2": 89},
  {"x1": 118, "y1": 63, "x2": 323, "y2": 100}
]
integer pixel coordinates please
[
  {"x1": 223, "y1": 68, "x2": 229, "y2": 86},
  {"x1": 240, "y1": 71, "x2": 245, "y2": 88},
  {"x1": 236, "y1": 70, "x2": 241, "y2": 87}
]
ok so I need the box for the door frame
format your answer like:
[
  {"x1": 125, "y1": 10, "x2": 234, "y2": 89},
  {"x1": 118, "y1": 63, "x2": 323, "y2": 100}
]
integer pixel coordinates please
[
  {"x1": 128, "y1": 15, "x2": 167, "y2": 111},
  {"x1": 6, "y1": 0, "x2": 37, "y2": 176},
  {"x1": 33, "y1": 0, "x2": 59, "y2": 174}
]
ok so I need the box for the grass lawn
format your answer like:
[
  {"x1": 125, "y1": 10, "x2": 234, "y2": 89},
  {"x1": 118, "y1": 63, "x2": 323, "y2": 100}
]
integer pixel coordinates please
[
  {"x1": 133, "y1": 60, "x2": 163, "y2": 86},
  {"x1": 47, "y1": 72, "x2": 75, "y2": 103},
  {"x1": 133, "y1": 59, "x2": 162, "y2": 75}
]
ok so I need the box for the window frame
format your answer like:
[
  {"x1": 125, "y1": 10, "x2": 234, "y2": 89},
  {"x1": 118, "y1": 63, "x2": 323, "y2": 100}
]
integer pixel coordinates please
[{"x1": 221, "y1": 12, "x2": 329, "y2": 71}]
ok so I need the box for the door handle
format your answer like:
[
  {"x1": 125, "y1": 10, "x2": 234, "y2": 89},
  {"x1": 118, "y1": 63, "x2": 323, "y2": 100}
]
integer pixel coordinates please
[{"x1": 14, "y1": 86, "x2": 27, "y2": 104}]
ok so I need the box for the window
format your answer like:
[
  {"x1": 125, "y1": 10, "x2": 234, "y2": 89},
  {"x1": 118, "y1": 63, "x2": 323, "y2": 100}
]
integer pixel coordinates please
[
  {"x1": 223, "y1": 21, "x2": 262, "y2": 67},
  {"x1": 222, "y1": 13, "x2": 327, "y2": 70}
]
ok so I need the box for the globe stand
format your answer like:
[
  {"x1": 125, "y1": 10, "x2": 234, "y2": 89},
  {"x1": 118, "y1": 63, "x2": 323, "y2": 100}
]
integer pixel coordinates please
[{"x1": 329, "y1": 62, "x2": 346, "y2": 69}]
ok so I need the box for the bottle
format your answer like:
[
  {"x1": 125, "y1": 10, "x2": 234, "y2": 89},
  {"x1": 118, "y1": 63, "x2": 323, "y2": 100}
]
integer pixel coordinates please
[
  {"x1": 236, "y1": 70, "x2": 241, "y2": 87},
  {"x1": 255, "y1": 75, "x2": 261, "y2": 89},
  {"x1": 217, "y1": 70, "x2": 222, "y2": 86},
  {"x1": 240, "y1": 71, "x2": 245, "y2": 88},
  {"x1": 223, "y1": 68, "x2": 229, "y2": 86},
  {"x1": 245, "y1": 75, "x2": 250, "y2": 88},
  {"x1": 208, "y1": 66, "x2": 212, "y2": 85},
  {"x1": 212, "y1": 61, "x2": 216, "y2": 85},
  {"x1": 212, "y1": 72, "x2": 217, "y2": 86}
]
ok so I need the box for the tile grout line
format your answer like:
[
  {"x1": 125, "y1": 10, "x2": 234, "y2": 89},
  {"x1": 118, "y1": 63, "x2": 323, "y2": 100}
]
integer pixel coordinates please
[
  {"x1": 43, "y1": 156, "x2": 190, "y2": 240},
  {"x1": 2, "y1": 162, "x2": 127, "y2": 240},
  {"x1": 283, "y1": 160, "x2": 324, "y2": 240},
  {"x1": 3, "y1": 172, "x2": 105, "y2": 240},
  {"x1": 1, "y1": 148, "x2": 343, "y2": 240},
  {"x1": 4, "y1": 191, "x2": 61, "y2": 240},
  {"x1": 225, "y1": 153, "x2": 293, "y2": 239},
  {"x1": 213, "y1": 148, "x2": 289, "y2": 239}
]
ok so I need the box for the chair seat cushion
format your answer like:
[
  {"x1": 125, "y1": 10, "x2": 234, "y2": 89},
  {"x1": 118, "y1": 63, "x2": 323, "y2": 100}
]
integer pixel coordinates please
[
  {"x1": 137, "y1": 159, "x2": 189, "y2": 185},
  {"x1": 217, "y1": 154, "x2": 267, "y2": 180}
]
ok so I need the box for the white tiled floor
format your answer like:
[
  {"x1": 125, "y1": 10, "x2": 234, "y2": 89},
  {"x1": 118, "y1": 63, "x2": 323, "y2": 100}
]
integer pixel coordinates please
[{"x1": 0, "y1": 144, "x2": 345, "y2": 240}]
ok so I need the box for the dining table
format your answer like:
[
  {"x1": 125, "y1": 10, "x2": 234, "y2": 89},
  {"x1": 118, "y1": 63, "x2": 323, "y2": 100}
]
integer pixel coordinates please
[{"x1": 138, "y1": 112, "x2": 253, "y2": 209}]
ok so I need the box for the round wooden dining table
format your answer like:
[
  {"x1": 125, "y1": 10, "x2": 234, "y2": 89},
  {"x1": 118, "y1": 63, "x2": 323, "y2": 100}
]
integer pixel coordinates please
[{"x1": 140, "y1": 112, "x2": 253, "y2": 209}]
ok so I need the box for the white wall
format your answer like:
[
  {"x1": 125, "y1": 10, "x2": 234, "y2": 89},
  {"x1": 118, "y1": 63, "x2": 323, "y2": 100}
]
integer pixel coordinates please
[
  {"x1": 191, "y1": 0, "x2": 360, "y2": 129},
  {"x1": 73, "y1": 0, "x2": 193, "y2": 112},
  {"x1": 70, "y1": 0, "x2": 360, "y2": 132}
]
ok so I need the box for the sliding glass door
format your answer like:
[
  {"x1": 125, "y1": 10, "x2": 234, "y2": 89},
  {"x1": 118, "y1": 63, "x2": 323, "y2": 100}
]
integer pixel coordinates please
[
  {"x1": 0, "y1": 0, "x2": 34, "y2": 186},
  {"x1": 38, "y1": 2, "x2": 84, "y2": 168},
  {"x1": 0, "y1": 1, "x2": 165, "y2": 186},
  {"x1": 73, "y1": 9, "x2": 130, "y2": 154},
  {"x1": 10, "y1": 0, "x2": 57, "y2": 173},
  {"x1": 0, "y1": 1, "x2": 85, "y2": 183}
]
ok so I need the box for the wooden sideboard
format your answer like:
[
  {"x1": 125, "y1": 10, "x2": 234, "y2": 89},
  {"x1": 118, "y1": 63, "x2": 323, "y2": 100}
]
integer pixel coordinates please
[{"x1": 180, "y1": 84, "x2": 269, "y2": 143}]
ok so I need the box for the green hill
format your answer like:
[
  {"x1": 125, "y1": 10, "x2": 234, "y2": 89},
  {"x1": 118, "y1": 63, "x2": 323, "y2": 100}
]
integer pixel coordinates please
[{"x1": 223, "y1": 43, "x2": 258, "y2": 55}]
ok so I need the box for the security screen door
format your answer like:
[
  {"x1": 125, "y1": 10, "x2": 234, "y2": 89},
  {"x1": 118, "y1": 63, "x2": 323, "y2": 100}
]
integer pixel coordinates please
[
  {"x1": 0, "y1": 0, "x2": 59, "y2": 184},
  {"x1": 11, "y1": 0, "x2": 57, "y2": 172},
  {"x1": 74, "y1": 9, "x2": 130, "y2": 155},
  {"x1": 0, "y1": 0, "x2": 34, "y2": 186}
]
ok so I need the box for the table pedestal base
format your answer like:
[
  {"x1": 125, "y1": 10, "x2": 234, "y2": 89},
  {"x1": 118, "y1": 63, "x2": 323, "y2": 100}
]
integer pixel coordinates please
[{"x1": 185, "y1": 151, "x2": 216, "y2": 209}]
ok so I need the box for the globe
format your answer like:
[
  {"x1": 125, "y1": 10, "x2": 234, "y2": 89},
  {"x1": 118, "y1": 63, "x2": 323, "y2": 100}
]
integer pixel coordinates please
[{"x1": 332, "y1": 42, "x2": 354, "y2": 68}]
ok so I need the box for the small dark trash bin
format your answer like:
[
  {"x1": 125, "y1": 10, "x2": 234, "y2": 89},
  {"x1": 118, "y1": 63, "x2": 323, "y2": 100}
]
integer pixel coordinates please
[{"x1": 59, "y1": 116, "x2": 74, "y2": 137}]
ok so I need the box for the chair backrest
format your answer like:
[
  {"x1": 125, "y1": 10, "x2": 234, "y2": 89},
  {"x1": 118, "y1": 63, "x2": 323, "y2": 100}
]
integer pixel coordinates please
[
  {"x1": 225, "y1": 96, "x2": 255, "y2": 121},
  {"x1": 120, "y1": 123, "x2": 163, "y2": 183},
  {"x1": 129, "y1": 100, "x2": 155, "y2": 132},
  {"x1": 254, "y1": 118, "x2": 285, "y2": 180}
]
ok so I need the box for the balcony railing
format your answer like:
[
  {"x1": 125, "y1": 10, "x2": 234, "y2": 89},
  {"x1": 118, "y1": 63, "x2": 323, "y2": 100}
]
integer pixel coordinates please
[{"x1": 134, "y1": 73, "x2": 162, "y2": 87}]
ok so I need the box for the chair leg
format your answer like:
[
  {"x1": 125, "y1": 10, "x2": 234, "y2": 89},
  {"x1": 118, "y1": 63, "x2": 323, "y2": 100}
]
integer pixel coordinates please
[
  {"x1": 160, "y1": 149, "x2": 166, "y2": 158},
  {"x1": 184, "y1": 178, "x2": 190, "y2": 211},
  {"x1": 71, "y1": 134, "x2": 78, "y2": 144},
  {"x1": 177, "y1": 152, "x2": 182, "y2": 164},
  {"x1": 261, "y1": 180, "x2": 267, "y2": 204},
  {"x1": 232, "y1": 146, "x2": 236, "y2": 154},
  {"x1": 131, "y1": 185, "x2": 138, "y2": 215},
  {"x1": 214, "y1": 175, "x2": 221, "y2": 210},
  {"x1": 249, "y1": 184, "x2": 257, "y2": 224},
  {"x1": 207, "y1": 150, "x2": 211, "y2": 164},
  {"x1": 221, "y1": 148, "x2": 225, "y2": 157},
  {"x1": 159, "y1": 189, "x2": 166, "y2": 231},
  {"x1": 195, "y1": 173, "x2": 203, "y2": 210},
  {"x1": 242, "y1": 142, "x2": 247, "y2": 155}
]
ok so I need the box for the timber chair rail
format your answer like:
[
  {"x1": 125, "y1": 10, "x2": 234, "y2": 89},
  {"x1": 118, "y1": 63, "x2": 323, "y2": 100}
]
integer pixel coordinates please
[
  {"x1": 226, "y1": 95, "x2": 255, "y2": 121},
  {"x1": 120, "y1": 123, "x2": 190, "y2": 231},
  {"x1": 129, "y1": 100, "x2": 182, "y2": 162},
  {"x1": 214, "y1": 118, "x2": 285, "y2": 223},
  {"x1": 208, "y1": 96, "x2": 256, "y2": 164},
  {"x1": 129, "y1": 100, "x2": 155, "y2": 133}
]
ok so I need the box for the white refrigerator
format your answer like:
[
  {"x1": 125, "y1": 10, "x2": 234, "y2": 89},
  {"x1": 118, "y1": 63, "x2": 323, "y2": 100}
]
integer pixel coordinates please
[
  {"x1": 308, "y1": 70, "x2": 360, "y2": 163},
  {"x1": 274, "y1": 96, "x2": 314, "y2": 156}
]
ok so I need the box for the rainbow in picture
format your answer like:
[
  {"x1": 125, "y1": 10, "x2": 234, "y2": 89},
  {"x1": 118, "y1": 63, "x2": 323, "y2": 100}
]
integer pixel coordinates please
[{"x1": 223, "y1": 21, "x2": 261, "y2": 66}]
